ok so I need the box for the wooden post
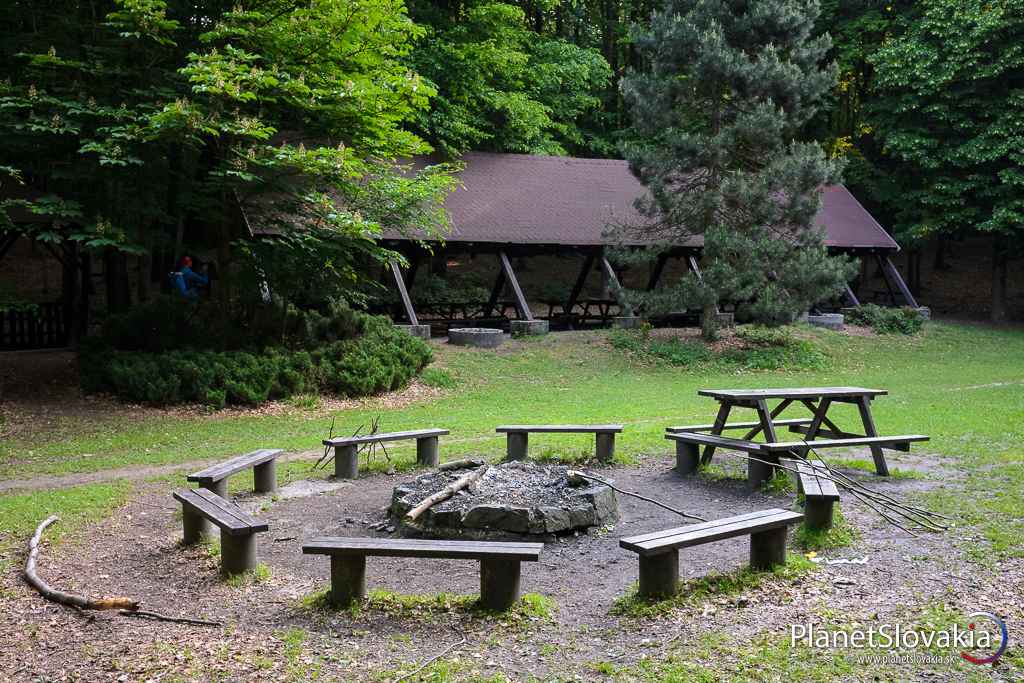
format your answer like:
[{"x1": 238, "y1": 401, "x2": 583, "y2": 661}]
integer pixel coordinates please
[
  {"x1": 479, "y1": 558, "x2": 522, "y2": 611},
  {"x1": 747, "y1": 456, "x2": 776, "y2": 490},
  {"x1": 499, "y1": 251, "x2": 533, "y2": 321},
  {"x1": 843, "y1": 283, "x2": 861, "y2": 307},
  {"x1": 646, "y1": 253, "x2": 669, "y2": 291},
  {"x1": 855, "y1": 396, "x2": 890, "y2": 476},
  {"x1": 880, "y1": 255, "x2": 919, "y2": 308},
  {"x1": 220, "y1": 533, "x2": 257, "y2": 576},
  {"x1": 564, "y1": 252, "x2": 596, "y2": 316},
  {"x1": 416, "y1": 436, "x2": 439, "y2": 468},
  {"x1": 253, "y1": 460, "x2": 277, "y2": 494},
  {"x1": 485, "y1": 268, "x2": 506, "y2": 317},
  {"x1": 329, "y1": 555, "x2": 366, "y2": 606},
  {"x1": 749, "y1": 527, "x2": 787, "y2": 570},
  {"x1": 390, "y1": 261, "x2": 419, "y2": 326},
  {"x1": 595, "y1": 433, "x2": 615, "y2": 464},
  {"x1": 506, "y1": 433, "x2": 528, "y2": 461},
  {"x1": 675, "y1": 441, "x2": 700, "y2": 475},
  {"x1": 798, "y1": 398, "x2": 832, "y2": 457},
  {"x1": 638, "y1": 550, "x2": 679, "y2": 599},
  {"x1": 600, "y1": 256, "x2": 634, "y2": 316},
  {"x1": 334, "y1": 444, "x2": 360, "y2": 479},
  {"x1": 804, "y1": 499, "x2": 835, "y2": 531},
  {"x1": 181, "y1": 507, "x2": 206, "y2": 545},
  {"x1": 700, "y1": 402, "x2": 732, "y2": 464}
]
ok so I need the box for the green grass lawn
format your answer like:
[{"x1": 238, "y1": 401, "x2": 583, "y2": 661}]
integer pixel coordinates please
[{"x1": 1, "y1": 320, "x2": 1021, "y2": 680}]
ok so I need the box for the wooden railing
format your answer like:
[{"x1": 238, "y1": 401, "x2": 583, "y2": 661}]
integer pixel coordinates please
[{"x1": 0, "y1": 302, "x2": 68, "y2": 350}]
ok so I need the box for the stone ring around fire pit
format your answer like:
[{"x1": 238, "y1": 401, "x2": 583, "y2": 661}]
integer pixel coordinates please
[{"x1": 390, "y1": 461, "x2": 618, "y2": 537}]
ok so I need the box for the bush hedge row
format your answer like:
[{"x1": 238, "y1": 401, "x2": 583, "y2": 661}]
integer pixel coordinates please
[
  {"x1": 81, "y1": 317, "x2": 432, "y2": 407},
  {"x1": 845, "y1": 304, "x2": 924, "y2": 335}
]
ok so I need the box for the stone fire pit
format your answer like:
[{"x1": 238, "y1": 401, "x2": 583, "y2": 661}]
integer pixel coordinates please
[{"x1": 390, "y1": 461, "x2": 618, "y2": 537}]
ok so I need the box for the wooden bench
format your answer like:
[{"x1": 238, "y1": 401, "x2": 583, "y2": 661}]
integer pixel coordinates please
[
  {"x1": 761, "y1": 434, "x2": 930, "y2": 455},
  {"x1": 303, "y1": 537, "x2": 544, "y2": 610},
  {"x1": 666, "y1": 418, "x2": 813, "y2": 434},
  {"x1": 173, "y1": 488, "x2": 269, "y2": 576},
  {"x1": 619, "y1": 508, "x2": 804, "y2": 599},
  {"x1": 665, "y1": 432, "x2": 771, "y2": 486},
  {"x1": 495, "y1": 424, "x2": 623, "y2": 463},
  {"x1": 187, "y1": 448, "x2": 283, "y2": 498},
  {"x1": 323, "y1": 428, "x2": 450, "y2": 479},
  {"x1": 780, "y1": 458, "x2": 840, "y2": 530}
]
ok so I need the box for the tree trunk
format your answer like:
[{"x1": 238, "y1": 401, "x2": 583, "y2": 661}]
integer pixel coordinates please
[{"x1": 991, "y1": 239, "x2": 1008, "y2": 323}]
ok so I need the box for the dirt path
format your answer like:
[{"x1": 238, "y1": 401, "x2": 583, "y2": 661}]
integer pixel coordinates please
[{"x1": 0, "y1": 449, "x2": 325, "y2": 493}]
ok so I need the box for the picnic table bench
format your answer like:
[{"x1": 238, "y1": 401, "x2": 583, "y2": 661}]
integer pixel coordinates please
[
  {"x1": 303, "y1": 537, "x2": 543, "y2": 610},
  {"x1": 495, "y1": 424, "x2": 623, "y2": 463},
  {"x1": 780, "y1": 458, "x2": 840, "y2": 530},
  {"x1": 173, "y1": 488, "x2": 269, "y2": 576},
  {"x1": 669, "y1": 387, "x2": 928, "y2": 487},
  {"x1": 323, "y1": 428, "x2": 450, "y2": 479},
  {"x1": 187, "y1": 448, "x2": 283, "y2": 498},
  {"x1": 619, "y1": 508, "x2": 804, "y2": 599}
]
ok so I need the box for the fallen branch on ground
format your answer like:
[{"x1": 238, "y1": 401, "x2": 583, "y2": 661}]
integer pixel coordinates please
[
  {"x1": 438, "y1": 458, "x2": 486, "y2": 471},
  {"x1": 405, "y1": 465, "x2": 489, "y2": 522},
  {"x1": 567, "y1": 471, "x2": 707, "y2": 522},
  {"x1": 392, "y1": 624, "x2": 467, "y2": 683},
  {"x1": 24, "y1": 516, "x2": 139, "y2": 611},
  {"x1": 118, "y1": 609, "x2": 221, "y2": 627}
]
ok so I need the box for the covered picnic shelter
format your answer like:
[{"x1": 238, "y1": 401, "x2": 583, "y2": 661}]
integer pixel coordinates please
[{"x1": 379, "y1": 152, "x2": 917, "y2": 331}]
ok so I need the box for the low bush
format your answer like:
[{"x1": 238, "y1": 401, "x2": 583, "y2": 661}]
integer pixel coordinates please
[
  {"x1": 609, "y1": 324, "x2": 826, "y2": 371},
  {"x1": 83, "y1": 317, "x2": 432, "y2": 407},
  {"x1": 845, "y1": 304, "x2": 924, "y2": 335}
]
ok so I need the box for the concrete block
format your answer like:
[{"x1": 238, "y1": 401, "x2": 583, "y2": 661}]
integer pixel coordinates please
[
  {"x1": 510, "y1": 319, "x2": 549, "y2": 337},
  {"x1": 448, "y1": 328, "x2": 504, "y2": 348},
  {"x1": 612, "y1": 316, "x2": 641, "y2": 329},
  {"x1": 807, "y1": 313, "x2": 844, "y2": 331},
  {"x1": 396, "y1": 324, "x2": 431, "y2": 339}
]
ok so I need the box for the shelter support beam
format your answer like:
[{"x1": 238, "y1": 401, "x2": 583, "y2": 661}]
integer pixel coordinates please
[
  {"x1": 389, "y1": 260, "x2": 419, "y2": 326},
  {"x1": 878, "y1": 255, "x2": 918, "y2": 308},
  {"x1": 686, "y1": 255, "x2": 721, "y2": 315},
  {"x1": 844, "y1": 284, "x2": 861, "y2": 307},
  {"x1": 647, "y1": 253, "x2": 669, "y2": 291},
  {"x1": 565, "y1": 253, "x2": 596, "y2": 315},
  {"x1": 601, "y1": 256, "x2": 634, "y2": 316},
  {"x1": 499, "y1": 251, "x2": 533, "y2": 321}
]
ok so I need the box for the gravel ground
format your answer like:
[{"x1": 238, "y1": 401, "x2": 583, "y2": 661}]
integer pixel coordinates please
[{"x1": 2, "y1": 451, "x2": 1021, "y2": 681}]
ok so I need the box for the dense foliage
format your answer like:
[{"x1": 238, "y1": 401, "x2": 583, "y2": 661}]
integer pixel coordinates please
[
  {"x1": 845, "y1": 303, "x2": 924, "y2": 335},
  {"x1": 0, "y1": 0, "x2": 454, "y2": 327},
  {"x1": 618, "y1": 0, "x2": 856, "y2": 336},
  {"x1": 83, "y1": 310, "x2": 432, "y2": 407}
]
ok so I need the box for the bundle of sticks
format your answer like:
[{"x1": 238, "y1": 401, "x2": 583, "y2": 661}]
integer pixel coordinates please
[{"x1": 726, "y1": 449, "x2": 950, "y2": 535}]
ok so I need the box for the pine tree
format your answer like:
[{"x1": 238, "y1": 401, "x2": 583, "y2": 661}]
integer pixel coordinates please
[{"x1": 620, "y1": 0, "x2": 856, "y2": 338}]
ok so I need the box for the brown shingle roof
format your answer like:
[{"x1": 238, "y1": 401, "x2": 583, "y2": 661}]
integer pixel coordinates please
[{"x1": 400, "y1": 152, "x2": 898, "y2": 250}]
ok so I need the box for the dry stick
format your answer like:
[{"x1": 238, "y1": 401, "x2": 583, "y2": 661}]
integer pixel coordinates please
[
  {"x1": 24, "y1": 516, "x2": 139, "y2": 611},
  {"x1": 315, "y1": 420, "x2": 363, "y2": 470},
  {"x1": 405, "y1": 466, "x2": 490, "y2": 522},
  {"x1": 392, "y1": 624, "x2": 467, "y2": 683},
  {"x1": 568, "y1": 471, "x2": 707, "y2": 522},
  {"x1": 118, "y1": 609, "x2": 221, "y2": 627},
  {"x1": 438, "y1": 458, "x2": 486, "y2": 471}
]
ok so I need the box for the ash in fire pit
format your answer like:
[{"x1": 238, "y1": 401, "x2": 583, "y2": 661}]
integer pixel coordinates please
[{"x1": 390, "y1": 461, "x2": 618, "y2": 537}]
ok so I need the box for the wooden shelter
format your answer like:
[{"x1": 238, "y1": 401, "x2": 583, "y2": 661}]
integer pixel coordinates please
[{"x1": 378, "y1": 152, "x2": 917, "y2": 329}]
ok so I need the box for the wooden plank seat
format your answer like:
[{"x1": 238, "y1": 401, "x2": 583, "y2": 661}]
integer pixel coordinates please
[
  {"x1": 666, "y1": 418, "x2": 813, "y2": 434},
  {"x1": 619, "y1": 508, "x2": 804, "y2": 599},
  {"x1": 665, "y1": 432, "x2": 773, "y2": 486},
  {"x1": 303, "y1": 537, "x2": 544, "y2": 611},
  {"x1": 495, "y1": 424, "x2": 624, "y2": 463},
  {"x1": 323, "y1": 428, "x2": 450, "y2": 479},
  {"x1": 780, "y1": 458, "x2": 840, "y2": 530},
  {"x1": 762, "y1": 434, "x2": 930, "y2": 454},
  {"x1": 173, "y1": 488, "x2": 269, "y2": 576},
  {"x1": 187, "y1": 448, "x2": 283, "y2": 498}
]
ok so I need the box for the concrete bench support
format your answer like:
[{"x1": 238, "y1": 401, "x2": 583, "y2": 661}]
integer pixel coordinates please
[
  {"x1": 304, "y1": 538, "x2": 543, "y2": 611},
  {"x1": 620, "y1": 508, "x2": 803, "y2": 600}
]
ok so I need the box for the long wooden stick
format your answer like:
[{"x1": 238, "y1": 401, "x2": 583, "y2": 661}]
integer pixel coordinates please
[
  {"x1": 24, "y1": 516, "x2": 139, "y2": 611},
  {"x1": 119, "y1": 609, "x2": 220, "y2": 627},
  {"x1": 405, "y1": 466, "x2": 489, "y2": 522},
  {"x1": 568, "y1": 471, "x2": 707, "y2": 522}
]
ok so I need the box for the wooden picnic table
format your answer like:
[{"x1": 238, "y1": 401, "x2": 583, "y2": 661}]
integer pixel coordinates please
[{"x1": 672, "y1": 387, "x2": 922, "y2": 479}]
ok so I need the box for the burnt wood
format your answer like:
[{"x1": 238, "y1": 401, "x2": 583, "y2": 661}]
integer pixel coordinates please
[{"x1": 620, "y1": 508, "x2": 803, "y2": 556}]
